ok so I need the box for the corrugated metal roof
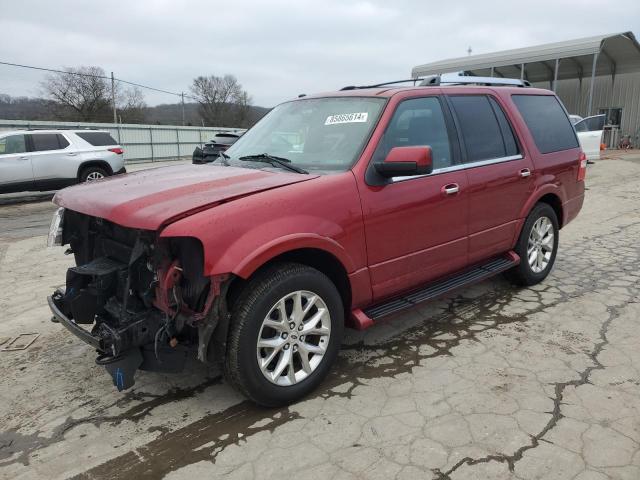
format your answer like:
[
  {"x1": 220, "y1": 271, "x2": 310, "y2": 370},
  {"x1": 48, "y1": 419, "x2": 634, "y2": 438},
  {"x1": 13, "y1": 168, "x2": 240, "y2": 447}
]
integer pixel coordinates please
[{"x1": 411, "y1": 32, "x2": 640, "y2": 82}]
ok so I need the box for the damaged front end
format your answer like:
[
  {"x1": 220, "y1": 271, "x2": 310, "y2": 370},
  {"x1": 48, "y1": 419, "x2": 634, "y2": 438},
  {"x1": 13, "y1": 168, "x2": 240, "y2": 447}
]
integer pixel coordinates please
[{"x1": 48, "y1": 208, "x2": 230, "y2": 391}]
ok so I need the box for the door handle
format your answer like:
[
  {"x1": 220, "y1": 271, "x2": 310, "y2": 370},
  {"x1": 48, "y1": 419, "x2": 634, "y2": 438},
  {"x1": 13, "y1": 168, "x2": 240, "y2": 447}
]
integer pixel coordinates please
[
  {"x1": 519, "y1": 168, "x2": 531, "y2": 178},
  {"x1": 67, "y1": 152, "x2": 77, "y2": 156},
  {"x1": 19, "y1": 156, "x2": 29, "y2": 161},
  {"x1": 442, "y1": 183, "x2": 459, "y2": 195}
]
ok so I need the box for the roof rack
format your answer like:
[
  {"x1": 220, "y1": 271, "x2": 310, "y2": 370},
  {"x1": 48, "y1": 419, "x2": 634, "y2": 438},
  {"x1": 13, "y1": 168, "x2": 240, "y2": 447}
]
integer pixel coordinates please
[
  {"x1": 340, "y1": 73, "x2": 530, "y2": 91},
  {"x1": 421, "y1": 73, "x2": 531, "y2": 87}
]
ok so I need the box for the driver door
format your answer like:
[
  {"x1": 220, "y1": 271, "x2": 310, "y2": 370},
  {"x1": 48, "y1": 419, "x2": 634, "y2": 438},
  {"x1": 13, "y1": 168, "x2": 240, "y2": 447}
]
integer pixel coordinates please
[{"x1": 358, "y1": 96, "x2": 469, "y2": 301}]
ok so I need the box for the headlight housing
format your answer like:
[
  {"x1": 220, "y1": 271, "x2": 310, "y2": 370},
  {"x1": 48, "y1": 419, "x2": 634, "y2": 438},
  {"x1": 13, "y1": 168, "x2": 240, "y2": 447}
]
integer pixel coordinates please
[{"x1": 47, "y1": 207, "x2": 65, "y2": 247}]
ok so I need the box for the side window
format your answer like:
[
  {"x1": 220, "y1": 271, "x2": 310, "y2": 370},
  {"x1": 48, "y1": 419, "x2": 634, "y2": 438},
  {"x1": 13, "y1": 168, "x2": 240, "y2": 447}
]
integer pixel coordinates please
[
  {"x1": 512, "y1": 95, "x2": 579, "y2": 154},
  {"x1": 488, "y1": 97, "x2": 519, "y2": 157},
  {"x1": 0, "y1": 135, "x2": 27, "y2": 155},
  {"x1": 57, "y1": 134, "x2": 70, "y2": 148},
  {"x1": 449, "y1": 95, "x2": 508, "y2": 162},
  {"x1": 31, "y1": 133, "x2": 66, "y2": 152},
  {"x1": 373, "y1": 97, "x2": 453, "y2": 170},
  {"x1": 574, "y1": 119, "x2": 588, "y2": 133}
]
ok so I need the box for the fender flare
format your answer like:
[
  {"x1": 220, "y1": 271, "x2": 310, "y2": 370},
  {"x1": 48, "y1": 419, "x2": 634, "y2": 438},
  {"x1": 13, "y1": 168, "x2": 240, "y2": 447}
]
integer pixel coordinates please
[{"x1": 231, "y1": 233, "x2": 356, "y2": 279}]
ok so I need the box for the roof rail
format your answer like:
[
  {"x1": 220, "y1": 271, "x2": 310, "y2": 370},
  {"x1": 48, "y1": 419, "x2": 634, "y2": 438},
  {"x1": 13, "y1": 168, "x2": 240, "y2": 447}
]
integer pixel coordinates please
[
  {"x1": 340, "y1": 78, "x2": 426, "y2": 90},
  {"x1": 339, "y1": 73, "x2": 530, "y2": 91},
  {"x1": 421, "y1": 73, "x2": 531, "y2": 87}
]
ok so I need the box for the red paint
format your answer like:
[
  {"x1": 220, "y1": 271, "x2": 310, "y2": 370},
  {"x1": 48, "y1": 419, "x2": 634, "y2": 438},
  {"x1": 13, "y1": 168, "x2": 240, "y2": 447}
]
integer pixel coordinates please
[{"x1": 55, "y1": 86, "x2": 584, "y2": 325}]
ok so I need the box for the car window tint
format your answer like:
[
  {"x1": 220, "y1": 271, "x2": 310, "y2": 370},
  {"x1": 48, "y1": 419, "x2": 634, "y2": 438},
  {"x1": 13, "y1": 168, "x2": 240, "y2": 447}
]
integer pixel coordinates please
[
  {"x1": 32, "y1": 133, "x2": 64, "y2": 152},
  {"x1": 75, "y1": 132, "x2": 118, "y2": 146},
  {"x1": 450, "y1": 95, "x2": 506, "y2": 162},
  {"x1": 488, "y1": 97, "x2": 519, "y2": 157},
  {"x1": 57, "y1": 134, "x2": 70, "y2": 148},
  {"x1": 512, "y1": 95, "x2": 579, "y2": 153},
  {"x1": 0, "y1": 135, "x2": 27, "y2": 155},
  {"x1": 373, "y1": 97, "x2": 453, "y2": 170}
]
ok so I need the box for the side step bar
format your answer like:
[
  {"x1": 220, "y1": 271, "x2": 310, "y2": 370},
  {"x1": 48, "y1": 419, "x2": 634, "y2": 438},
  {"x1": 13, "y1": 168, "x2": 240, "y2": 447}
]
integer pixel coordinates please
[{"x1": 357, "y1": 253, "x2": 519, "y2": 325}]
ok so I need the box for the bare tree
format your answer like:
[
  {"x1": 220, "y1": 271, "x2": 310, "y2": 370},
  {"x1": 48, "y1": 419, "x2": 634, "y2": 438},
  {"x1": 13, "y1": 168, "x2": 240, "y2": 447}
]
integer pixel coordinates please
[
  {"x1": 41, "y1": 66, "x2": 147, "y2": 123},
  {"x1": 190, "y1": 74, "x2": 252, "y2": 127},
  {"x1": 41, "y1": 66, "x2": 112, "y2": 121},
  {"x1": 118, "y1": 86, "x2": 147, "y2": 123}
]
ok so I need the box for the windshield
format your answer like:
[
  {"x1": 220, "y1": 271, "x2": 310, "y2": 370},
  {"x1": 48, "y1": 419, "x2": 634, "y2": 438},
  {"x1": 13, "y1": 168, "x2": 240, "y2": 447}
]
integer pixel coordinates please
[{"x1": 222, "y1": 97, "x2": 386, "y2": 173}]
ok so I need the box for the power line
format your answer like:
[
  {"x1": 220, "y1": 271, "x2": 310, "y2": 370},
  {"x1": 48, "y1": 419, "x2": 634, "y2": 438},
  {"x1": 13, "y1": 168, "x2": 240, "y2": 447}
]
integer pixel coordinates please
[{"x1": 0, "y1": 60, "x2": 196, "y2": 100}]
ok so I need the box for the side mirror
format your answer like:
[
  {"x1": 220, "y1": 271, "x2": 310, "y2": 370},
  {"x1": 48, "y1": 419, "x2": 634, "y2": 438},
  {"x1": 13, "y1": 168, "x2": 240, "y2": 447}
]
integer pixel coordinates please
[{"x1": 374, "y1": 146, "x2": 433, "y2": 178}]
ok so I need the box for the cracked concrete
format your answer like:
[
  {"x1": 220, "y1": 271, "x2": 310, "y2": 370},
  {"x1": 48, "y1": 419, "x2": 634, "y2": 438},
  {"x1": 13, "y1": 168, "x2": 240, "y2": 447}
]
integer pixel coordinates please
[{"x1": 1, "y1": 156, "x2": 639, "y2": 479}]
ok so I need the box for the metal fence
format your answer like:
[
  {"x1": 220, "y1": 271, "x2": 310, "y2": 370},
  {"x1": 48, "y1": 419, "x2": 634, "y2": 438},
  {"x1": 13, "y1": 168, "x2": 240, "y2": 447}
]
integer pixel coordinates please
[{"x1": 0, "y1": 119, "x2": 246, "y2": 163}]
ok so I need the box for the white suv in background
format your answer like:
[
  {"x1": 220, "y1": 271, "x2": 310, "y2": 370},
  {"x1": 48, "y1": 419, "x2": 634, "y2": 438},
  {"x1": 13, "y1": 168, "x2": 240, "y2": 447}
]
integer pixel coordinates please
[{"x1": 0, "y1": 130, "x2": 125, "y2": 194}]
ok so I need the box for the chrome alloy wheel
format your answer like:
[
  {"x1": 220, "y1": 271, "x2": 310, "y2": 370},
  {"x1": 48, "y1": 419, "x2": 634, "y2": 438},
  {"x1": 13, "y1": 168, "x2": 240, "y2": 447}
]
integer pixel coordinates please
[
  {"x1": 527, "y1": 216, "x2": 554, "y2": 273},
  {"x1": 256, "y1": 290, "x2": 331, "y2": 386},
  {"x1": 86, "y1": 171, "x2": 105, "y2": 182}
]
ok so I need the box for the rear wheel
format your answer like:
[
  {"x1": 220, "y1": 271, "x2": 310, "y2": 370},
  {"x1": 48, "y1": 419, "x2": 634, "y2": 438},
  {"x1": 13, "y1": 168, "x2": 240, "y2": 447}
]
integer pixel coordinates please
[
  {"x1": 506, "y1": 203, "x2": 559, "y2": 286},
  {"x1": 224, "y1": 262, "x2": 344, "y2": 407},
  {"x1": 80, "y1": 166, "x2": 108, "y2": 183}
]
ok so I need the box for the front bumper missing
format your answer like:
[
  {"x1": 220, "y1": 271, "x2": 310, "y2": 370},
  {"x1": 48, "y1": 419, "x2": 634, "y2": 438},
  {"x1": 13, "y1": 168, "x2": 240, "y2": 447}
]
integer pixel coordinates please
[{"x1": 47, "y1": 293, "x2": 103, "y2": 350}]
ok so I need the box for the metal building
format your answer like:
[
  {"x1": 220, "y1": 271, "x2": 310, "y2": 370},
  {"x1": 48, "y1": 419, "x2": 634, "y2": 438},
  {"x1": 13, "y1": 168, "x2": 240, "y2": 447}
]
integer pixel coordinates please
[{"x1": 412, "y1": 32, "x2": 640, "y2": 146}]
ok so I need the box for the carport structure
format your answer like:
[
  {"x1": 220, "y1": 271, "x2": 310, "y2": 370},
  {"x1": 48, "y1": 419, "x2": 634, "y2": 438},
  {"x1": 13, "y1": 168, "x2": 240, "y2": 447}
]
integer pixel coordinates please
[{"x1": 411, "y1": 32, "x2": 640, "y2": 116}]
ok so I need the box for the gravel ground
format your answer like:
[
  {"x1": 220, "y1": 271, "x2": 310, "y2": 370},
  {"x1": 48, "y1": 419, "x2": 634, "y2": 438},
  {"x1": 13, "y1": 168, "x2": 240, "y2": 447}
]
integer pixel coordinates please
[{"x1": 0, "y1": 154, "x2": 639, "y2": 480}]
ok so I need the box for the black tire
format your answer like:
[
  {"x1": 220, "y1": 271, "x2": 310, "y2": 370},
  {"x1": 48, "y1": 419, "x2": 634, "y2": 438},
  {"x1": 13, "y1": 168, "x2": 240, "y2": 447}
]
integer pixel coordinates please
[
  {"x1": 506, "y1": 203, "x2": 559, "y2": 286},
  {"x1": 224, "y1": 262, "x2": 344, "y2": 407},
  {"x1": 80, "y1": 166, "x2": 109, "y2": 183}
]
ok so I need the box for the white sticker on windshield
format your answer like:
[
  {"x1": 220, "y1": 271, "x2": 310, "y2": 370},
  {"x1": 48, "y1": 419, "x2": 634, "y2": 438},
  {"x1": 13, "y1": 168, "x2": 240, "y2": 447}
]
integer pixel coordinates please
[{"x1": 324, "y1": 112, "x2": 369, "y2": 125}]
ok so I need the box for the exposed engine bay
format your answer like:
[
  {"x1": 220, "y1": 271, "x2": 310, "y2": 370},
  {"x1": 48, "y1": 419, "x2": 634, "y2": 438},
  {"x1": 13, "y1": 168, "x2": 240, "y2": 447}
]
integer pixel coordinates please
[{"x1": 49, "y1": 209, "x2": 230, "y2": 390}]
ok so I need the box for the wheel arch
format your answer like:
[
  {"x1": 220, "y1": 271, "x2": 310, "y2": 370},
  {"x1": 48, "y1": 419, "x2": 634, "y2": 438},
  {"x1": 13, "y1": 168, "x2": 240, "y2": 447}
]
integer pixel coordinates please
[
  {"x1": 536, "y1": 193, "x2": 564, "y2": 228},
  {"x1": 77, "y1": 160, "x2": 113, "y2": 180},
  {"x1": 227, "y1": 247, "x2": 352, "y2": 319}
]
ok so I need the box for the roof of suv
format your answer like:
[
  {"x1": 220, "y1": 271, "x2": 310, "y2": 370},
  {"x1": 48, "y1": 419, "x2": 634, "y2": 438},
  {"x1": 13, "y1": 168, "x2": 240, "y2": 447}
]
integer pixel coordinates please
[{"x1": 302, "y1": 85, "x2": 555, "y2": 100}]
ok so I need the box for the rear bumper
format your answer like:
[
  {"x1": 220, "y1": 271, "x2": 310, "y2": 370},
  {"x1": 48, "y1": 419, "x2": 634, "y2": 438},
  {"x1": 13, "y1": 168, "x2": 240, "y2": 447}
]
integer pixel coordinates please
[
  {"x1": 48, "y1": 293, "x2": 102, "y2": 350},
  {"x1": 115, "y1": 167, "x2": 127, "y2": 175}
]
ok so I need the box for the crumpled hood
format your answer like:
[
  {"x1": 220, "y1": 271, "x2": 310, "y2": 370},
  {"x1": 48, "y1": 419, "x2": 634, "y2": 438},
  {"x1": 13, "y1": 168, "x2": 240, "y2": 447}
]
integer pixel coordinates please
[{"x1": 54, "y1": 165, "x2": 318, "y2": 230}]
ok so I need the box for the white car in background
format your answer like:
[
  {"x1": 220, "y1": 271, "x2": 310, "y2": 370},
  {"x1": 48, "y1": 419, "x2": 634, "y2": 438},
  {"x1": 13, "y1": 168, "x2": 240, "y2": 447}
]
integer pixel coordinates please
[
  {"x1": 0, "y1": 129, "x2": 125, "y2": 194},
  {"x1": 573, "y1": 114, "x2": 606, "y2": 161}
]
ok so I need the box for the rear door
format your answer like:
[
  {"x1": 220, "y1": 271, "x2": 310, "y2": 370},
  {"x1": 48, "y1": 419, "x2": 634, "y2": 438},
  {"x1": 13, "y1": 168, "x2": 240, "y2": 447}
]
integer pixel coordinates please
[
  {"x1": 574, "y1": 114, "x2": 605, "y2": 160},
  {"x1": 29, "y1": 133, "x2": 74, "y2": 182},
  {"x1": 447, "y1": 94, "x2": 534, "y2": 264},
  {"x1": 359, "y1": 95, "x2": 469, "y2": 300},
  {"x1": 0, "y1": 134, "x2": 34, "y2": 192}
]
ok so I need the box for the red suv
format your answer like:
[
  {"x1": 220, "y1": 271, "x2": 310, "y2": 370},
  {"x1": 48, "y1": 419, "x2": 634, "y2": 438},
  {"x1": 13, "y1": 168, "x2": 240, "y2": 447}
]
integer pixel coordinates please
[{"x1": 47, "y1": 77, "x2": 585, "y2": 406}]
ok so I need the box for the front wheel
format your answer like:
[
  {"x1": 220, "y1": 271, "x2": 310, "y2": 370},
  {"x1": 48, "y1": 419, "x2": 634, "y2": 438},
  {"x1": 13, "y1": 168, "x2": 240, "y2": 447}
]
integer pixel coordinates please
[
  {"x1": 224, "y1": 262, "x2": 344, "y2": 407},
  {"x1": 506, "y1": 203, "x2": 559, "y2": 286}
]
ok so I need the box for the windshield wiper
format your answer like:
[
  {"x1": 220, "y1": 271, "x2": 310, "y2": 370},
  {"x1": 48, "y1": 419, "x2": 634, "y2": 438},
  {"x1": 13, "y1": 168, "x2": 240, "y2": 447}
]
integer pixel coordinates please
[
  {"x1": 217, "y1": 151, "x2": 230, "y2": 166},
  {"x1": 238, "y1": 153, "x2": 308, "y2": 174}
]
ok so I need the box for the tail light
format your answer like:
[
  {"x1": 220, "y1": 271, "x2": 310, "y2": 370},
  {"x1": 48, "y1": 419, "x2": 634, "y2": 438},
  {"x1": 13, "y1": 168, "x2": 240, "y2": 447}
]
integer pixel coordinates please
[
  {"x1": 600, "y1": 143, "x2": 606, "y2": 151},
  {"x1": 577, "y1": 151, "x2": 587, "y2": 181},
  {"x1": 109, "y1": 148, "x2": 124, "y2": 155}
]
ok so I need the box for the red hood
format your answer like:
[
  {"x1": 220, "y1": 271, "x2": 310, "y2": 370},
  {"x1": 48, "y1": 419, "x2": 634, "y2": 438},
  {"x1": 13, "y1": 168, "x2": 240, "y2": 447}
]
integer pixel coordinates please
[{"x1": 54, "y1": 165, "x2": 317, "y2": 230}]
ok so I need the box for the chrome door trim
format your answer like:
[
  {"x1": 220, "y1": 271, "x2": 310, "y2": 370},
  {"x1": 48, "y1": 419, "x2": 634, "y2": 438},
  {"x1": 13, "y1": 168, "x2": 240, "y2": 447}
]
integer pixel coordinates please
[{"x1": 390, "y1": 154, "x2": 524, "y2": 183}]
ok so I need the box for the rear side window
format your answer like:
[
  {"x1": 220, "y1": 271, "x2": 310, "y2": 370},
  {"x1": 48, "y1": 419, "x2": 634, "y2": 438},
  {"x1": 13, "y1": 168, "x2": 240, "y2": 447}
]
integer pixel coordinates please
[
  {"x1": 75, "y1": 132, "x2": 118, "y2": 146},
  {"x1": 31, "y1": 133, "x2": 68, "y2": 152},
  {"x1": 0, "y1": 135, "x2": 27, "y2": 155},
  {"x1": 449, "y1": 95, "x2": 511, "y2": 162},
  {"x1": 512, "y1": 95, "x2": 579, "y2": 153}
]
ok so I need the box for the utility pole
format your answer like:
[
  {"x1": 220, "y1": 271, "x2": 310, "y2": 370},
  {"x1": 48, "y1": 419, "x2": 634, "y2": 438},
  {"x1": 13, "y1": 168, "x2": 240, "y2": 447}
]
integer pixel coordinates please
[
  {"x1": 181, "y1": 92, "x2": 185, "y2": 126},
  {"x1": 111, "y1": 72, "x2": 117, "y2": 124}
]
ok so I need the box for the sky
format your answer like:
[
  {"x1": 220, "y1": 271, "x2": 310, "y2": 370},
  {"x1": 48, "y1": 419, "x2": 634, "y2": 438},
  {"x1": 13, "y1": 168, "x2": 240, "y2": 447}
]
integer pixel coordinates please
[{"x1": 1, "y1": 0, "x2": 639, "y2": 108}]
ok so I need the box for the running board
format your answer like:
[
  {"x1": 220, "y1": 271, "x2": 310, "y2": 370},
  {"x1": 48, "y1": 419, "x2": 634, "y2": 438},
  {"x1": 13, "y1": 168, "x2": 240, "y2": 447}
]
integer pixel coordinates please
[{"x1": 360, "y1": 253, "x2": 519, "y2": 322}]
